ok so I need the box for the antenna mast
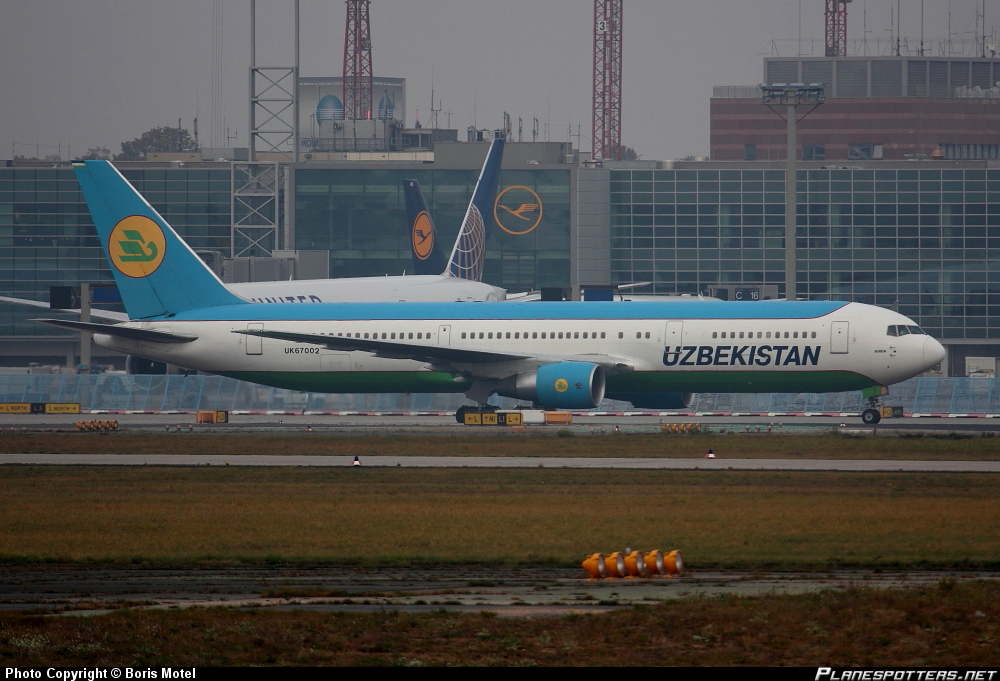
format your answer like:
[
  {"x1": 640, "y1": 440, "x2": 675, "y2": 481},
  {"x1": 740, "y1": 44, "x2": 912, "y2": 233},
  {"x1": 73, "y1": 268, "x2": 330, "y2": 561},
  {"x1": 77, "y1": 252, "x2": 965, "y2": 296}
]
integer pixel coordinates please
[
  {"x1": 592, "y1": 0, "x2": 623, "y2": 160},
  {"x1": 343, "y1": 0, "x2": 373, "y2": 120},
  {"x1": 824, "y1": 0, "x2": 849, "y2": 57}
]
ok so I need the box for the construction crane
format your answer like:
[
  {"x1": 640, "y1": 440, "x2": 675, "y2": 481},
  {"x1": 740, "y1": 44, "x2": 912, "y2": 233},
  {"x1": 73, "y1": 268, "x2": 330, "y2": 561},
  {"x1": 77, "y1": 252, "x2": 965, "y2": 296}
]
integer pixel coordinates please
[
  {"x1": 592, "y1": 0, "x2": 623, "y2": 160},
  {"x1": 825, "y1": 0, "x2": 851, "y2": 57},
  {"x1": 343, "y1": 0, "x2": 373, "y2": 120}
]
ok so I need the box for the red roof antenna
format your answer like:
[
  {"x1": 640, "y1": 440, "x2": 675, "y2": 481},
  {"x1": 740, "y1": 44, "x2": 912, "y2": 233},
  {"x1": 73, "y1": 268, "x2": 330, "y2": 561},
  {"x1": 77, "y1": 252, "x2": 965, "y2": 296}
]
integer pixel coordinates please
[
  {"x1": 592, "y1": 0, "x2": 623, "y2": 160},
  {"x1": 343, "y1": 0, "x2": 373, "y2": 120}
]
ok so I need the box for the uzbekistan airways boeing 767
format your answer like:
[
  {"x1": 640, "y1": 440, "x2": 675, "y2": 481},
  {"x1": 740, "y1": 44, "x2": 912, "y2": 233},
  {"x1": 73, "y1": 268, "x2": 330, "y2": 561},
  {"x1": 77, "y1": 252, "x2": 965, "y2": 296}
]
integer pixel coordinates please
[{"x1": 36, "y1": 160, "x2": 945, "y2": 424}]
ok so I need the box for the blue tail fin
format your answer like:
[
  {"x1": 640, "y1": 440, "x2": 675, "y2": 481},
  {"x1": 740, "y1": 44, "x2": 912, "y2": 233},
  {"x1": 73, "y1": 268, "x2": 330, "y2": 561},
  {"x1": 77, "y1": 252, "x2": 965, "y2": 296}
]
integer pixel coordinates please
[
  {"x1": 447, "y1": 136, "x2": 505, "y2": 280},
  {"x1": 403, "y1": 179, "x2": 448, "y2": 275},
  {"x1": 72, "y1": 160, "x2": 246, "y2": 320}
]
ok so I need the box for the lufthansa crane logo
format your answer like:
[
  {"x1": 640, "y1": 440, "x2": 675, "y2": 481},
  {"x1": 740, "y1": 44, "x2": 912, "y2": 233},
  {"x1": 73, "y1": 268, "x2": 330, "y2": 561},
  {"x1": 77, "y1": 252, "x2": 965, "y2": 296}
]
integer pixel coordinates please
[
  {"x1": 494, "y1": 185, "x2": 543, "y2": 235},
  {"x1": 411, "y1": 211, "x2": 435, "y2": 260},
  {"x1": 108, "y1": 216, "x2": 166, "y2": 278}
]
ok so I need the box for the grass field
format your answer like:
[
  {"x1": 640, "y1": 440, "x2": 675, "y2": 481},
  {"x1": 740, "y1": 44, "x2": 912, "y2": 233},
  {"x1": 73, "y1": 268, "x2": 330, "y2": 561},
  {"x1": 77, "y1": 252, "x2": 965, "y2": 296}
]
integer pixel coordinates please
[
  {"x1": 2, "y1": 467, "x2": 997, "y2": 567},
  {"x1": 2, "y1": 580, "x2": 998, "y2": 666},
  {"x1": 2, "y1": 432, "x2": 1000, "y2": 459}
]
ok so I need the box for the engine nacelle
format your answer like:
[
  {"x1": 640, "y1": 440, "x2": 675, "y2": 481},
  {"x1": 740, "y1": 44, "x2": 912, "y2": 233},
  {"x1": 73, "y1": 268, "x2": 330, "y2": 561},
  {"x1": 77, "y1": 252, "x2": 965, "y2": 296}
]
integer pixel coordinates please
[
  {"x1": 496, "y1": 362, "x2": 606, "y2": 409},
  {"x1": 606, "y1": 391, "x2": 694, "y2": 410}
]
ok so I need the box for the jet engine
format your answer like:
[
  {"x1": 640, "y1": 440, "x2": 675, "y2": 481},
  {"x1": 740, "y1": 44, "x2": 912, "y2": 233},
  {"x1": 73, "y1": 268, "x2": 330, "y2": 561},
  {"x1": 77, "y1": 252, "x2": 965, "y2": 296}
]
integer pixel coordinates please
[
  {"x1": 606, "y1": 391, "x2": 694, "y2": 410},
  {"x1": 496, "y1": 362, "x2": 606, "y2": 409}
]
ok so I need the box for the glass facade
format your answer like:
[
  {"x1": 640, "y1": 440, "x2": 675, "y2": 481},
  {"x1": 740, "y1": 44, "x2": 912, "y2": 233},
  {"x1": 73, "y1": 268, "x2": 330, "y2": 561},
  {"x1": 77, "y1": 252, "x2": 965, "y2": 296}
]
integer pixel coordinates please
[
  {"x1": 0, "y1": 165, "x2": 231, "y2": 338},
  {"x1": 610, "y1": 166, "x2": 1000, "y2": 340},
  {"x1": 295, "y1": 166, "x2": 571, "y2": 291}
]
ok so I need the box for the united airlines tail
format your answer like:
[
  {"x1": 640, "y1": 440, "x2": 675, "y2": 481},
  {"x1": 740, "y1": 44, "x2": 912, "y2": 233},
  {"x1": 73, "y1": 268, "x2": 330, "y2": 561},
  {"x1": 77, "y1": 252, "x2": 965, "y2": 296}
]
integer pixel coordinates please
[
  {"x1": 447, "y1": 136, "x2": 505, "y2": 280},
  {"x1": 72, "y1": 160, "x2": 246, "y2": 320},
  {"x1": 403, "y1": 179, "x2": 448, "y2": 276}
]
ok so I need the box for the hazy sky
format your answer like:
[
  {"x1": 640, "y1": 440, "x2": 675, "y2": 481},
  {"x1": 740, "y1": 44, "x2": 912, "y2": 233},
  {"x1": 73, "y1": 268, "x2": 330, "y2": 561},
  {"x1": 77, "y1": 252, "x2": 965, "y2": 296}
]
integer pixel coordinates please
[{"x1": 2, "y1": 0, "x2": 997, "y2": 161}]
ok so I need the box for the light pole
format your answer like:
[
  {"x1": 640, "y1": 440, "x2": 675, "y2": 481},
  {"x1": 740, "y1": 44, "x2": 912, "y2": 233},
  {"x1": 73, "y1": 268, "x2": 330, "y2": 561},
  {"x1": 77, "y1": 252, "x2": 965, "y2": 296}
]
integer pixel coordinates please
[{"x1": 761, "y1": 83, "x2": 825, "y2": 300}]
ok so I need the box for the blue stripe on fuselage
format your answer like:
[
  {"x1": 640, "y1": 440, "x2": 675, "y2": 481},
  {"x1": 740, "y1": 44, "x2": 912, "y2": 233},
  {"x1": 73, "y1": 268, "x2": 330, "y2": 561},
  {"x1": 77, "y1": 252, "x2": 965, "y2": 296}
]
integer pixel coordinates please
[{"x1": 166, "y1": 300, "x2": 850, "y2": 322}]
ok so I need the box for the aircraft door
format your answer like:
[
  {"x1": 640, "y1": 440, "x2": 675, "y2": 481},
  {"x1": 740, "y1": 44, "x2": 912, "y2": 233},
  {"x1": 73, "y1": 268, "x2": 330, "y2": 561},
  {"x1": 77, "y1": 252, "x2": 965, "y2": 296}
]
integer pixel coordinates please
[
  {"x1": 831, "y1": 321, "x2": 849, "y2": 354},
  {"x1": 665, "y1": 321, "x2": 683, "y2": 346},
  {"x1": 438, "y1": 324, "x2": 451, "y2": 346},
  {"x1": 246, "y1": 323, "x2": 263, "y2": 355}
]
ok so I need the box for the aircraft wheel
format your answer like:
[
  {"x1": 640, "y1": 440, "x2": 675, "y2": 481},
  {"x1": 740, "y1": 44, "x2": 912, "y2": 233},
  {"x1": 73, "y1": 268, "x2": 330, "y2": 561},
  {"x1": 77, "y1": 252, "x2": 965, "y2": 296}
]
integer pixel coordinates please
[
  {"x1": 861, "y1": 408, "x2": 881, "y2": 425},
  {"x1": 455, "y1": 406, "x2": 470, "y2": 424}
]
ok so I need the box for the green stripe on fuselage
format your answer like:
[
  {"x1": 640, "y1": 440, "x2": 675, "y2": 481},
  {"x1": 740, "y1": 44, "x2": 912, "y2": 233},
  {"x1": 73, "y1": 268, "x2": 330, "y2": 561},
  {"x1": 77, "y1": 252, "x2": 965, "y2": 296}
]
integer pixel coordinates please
[
  {"x1": 219, "y1": 369, "x2": 874, "y2": 396},
  {"x1": 218, "y1": 371, "x2": 472, "y2": 394}
]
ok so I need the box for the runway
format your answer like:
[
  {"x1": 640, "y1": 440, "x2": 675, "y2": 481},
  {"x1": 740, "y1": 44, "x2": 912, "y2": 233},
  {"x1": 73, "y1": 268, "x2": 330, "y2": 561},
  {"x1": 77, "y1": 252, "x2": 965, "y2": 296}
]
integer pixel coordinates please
[{"x1": 2, "y1": 453, "x2": 999, "y2": 471}]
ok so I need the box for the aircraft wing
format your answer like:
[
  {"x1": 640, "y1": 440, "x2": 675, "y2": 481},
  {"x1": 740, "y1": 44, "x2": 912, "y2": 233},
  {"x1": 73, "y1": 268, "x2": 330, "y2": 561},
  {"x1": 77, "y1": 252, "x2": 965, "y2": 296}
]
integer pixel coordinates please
[
  {"x1": 33, "y1": 319, "x2": 198, "y2": 344},
  {"x1": 233, "y1": 328, "x2": 632, "y2": 372},
  {"x1": 0, "y1": 295, "x2": 130, "y2": 322}
]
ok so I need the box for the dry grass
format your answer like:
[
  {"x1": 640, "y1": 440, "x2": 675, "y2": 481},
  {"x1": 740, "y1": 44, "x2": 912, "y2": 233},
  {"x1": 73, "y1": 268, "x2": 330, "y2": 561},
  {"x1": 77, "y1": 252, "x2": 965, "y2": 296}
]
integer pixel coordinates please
[
  {"x1": 1, "y1": 467, "x2": 998, "y2": 567},
  {"x1": 2, "y1": 432, "x2": 1000, "y2": 459},
  {"x1": 1, "y1": 579, "x2": 998, "y2": 666}
]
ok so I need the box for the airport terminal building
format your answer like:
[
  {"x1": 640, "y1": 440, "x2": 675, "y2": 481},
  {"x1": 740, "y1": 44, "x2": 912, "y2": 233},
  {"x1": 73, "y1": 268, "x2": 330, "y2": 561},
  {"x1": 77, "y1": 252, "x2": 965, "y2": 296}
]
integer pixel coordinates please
[
  {"x1": 4, "y1": 51, "x2": 1000, "y2": 379},
  {"x1": 3, "y1": 152, "x2": 1000, "y2": 379}
]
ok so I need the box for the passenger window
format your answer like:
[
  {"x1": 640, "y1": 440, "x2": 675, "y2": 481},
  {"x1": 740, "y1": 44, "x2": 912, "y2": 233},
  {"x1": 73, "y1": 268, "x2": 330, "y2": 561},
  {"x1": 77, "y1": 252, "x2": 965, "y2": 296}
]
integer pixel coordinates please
[
  {"x1": 619, "y1": 332, "x2": 624, "y2": 339},
  {"x1": 574, "y1": 332, "x2": 579, "y2": 339},
  {"x1": 757, "y1": 332, "x2": 762, "y2": 339},
  {"x1": 460, "y1": 332, "x2": 465, "y2": 339},
  {"x1": 479, "y1": 332, "x2": 484, "y2": 339},
  {"x1": 408, "y1": 333, "x2": 413, "y2": 339},
  {"x1": 739, "y1": 332, "x2": 744, "y2": 339},
  {"x1": 766, "y1": 332, "x2": 771, "y2": 339},
  {"x1": 381, "y1": 333, "x2": 386, "y2": 339},
  {"x1": 811, "y1": 331, "x2": 816, "y2": 338},
  {"x1": 793, "y1": 332, "x2": 798, "y2": 339},
  {"x1": 488, "y1": 332, "x2": 493, "y2": 339},
  {"x1": 532, "y1": 332, "x2": 537, "y2": 339},
  {"x1": 558, "y1": 332, "x2": 564, "y2": 339},
  {"x1": 601, "y1": 332, "x2": 606, "y2": 339},
  {"x1": 506, "y1": 332, "x2": 510, "y2": 339},
  {"x1": 583, "y1": 332, "x2": 588, "y2": 339},
  {"x1": 541, "y1": 332, "x2": 546, "y2": 339},
  {"x1": 712, "y1": 332, "x2": 717, "y2": 339},
  {"x1": 645, "y1": 332, "x2": 650, "y2": 339}
]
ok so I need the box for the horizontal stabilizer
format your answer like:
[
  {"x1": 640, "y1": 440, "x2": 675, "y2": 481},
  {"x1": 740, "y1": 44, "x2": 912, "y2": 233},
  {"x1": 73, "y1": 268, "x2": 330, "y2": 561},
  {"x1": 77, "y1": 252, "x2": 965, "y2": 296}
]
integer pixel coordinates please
[
  {"x1": 0, "y1": 296, "x2": 129, "y2": 322},
  {"x1": 33, "y1": 319, "x2": 198, "y2": 344}
]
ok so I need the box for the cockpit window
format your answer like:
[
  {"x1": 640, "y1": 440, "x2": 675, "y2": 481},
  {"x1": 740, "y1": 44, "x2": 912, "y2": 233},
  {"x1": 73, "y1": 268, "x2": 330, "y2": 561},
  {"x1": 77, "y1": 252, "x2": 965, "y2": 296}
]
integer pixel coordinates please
[
  {"x1": 897, "y1": 325, "x2": 910, "y2": 335},
  {"x1": 887, "y1": 326, "x2": 898, "y2": 336},
  {"x1": 888, "y1": 324, "x2": 927, "y2": 336},
  {"x1": 907, "y1": 325, "x2": 925, "y2": 335}
]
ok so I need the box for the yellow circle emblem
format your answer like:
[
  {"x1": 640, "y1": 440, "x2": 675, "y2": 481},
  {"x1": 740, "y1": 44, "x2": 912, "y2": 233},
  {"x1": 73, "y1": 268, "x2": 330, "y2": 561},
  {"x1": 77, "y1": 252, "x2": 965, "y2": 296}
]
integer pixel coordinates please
[
  {"x1": 554, "y1": 378, "x2": 569, "y2": 393},
  {"x1": 494, "y1": 185, "x2": 543, "y2": 235},
  {"x1": 108, "y1": 215, "x2": 166, "y2": 278},
  {"x1": 411, "y1": 211, "x2": 435, "y2": 261}
]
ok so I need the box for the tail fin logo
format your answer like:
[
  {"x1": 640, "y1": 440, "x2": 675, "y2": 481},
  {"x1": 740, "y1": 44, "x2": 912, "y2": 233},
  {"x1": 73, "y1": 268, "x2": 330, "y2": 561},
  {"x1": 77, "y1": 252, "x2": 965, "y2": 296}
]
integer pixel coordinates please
[
  {"x1": 494, "y1": 185, "x2": 543, "y2": 235},
  {"x1": 411, "y1": 211, "x2": 435, "y2": 261},
  {"x1": 109, "y1": 216, "x2": 166, "y2": 278}
]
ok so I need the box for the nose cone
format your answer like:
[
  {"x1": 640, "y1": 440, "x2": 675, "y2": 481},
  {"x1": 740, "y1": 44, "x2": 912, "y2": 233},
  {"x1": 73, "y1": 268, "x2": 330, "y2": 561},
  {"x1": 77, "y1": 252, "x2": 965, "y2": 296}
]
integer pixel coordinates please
[{"x1": 923, "y1": 336, "x2": 946, "y2": 370}]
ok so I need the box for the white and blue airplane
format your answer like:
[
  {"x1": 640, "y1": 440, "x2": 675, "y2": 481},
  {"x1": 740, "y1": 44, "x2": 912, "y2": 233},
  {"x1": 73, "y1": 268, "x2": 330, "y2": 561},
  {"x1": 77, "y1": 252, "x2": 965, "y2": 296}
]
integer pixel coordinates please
[{"x1": 36, "y1": 160, "x2": 945, "y2": 424}]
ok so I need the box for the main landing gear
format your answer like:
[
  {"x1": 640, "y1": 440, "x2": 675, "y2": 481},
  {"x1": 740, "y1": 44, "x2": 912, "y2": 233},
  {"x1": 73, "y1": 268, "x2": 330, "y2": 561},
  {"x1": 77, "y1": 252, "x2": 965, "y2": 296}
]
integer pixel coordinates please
[{"x1": 861, "y1": 398, "x2": 882, "y2": 425}]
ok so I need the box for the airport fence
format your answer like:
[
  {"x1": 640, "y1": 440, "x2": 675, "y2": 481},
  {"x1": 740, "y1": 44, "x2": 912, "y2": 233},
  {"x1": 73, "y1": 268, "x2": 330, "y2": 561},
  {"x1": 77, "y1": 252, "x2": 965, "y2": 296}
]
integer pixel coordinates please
[{"x1": 0, "y1": 373, "x2": 996, "y2": 416}]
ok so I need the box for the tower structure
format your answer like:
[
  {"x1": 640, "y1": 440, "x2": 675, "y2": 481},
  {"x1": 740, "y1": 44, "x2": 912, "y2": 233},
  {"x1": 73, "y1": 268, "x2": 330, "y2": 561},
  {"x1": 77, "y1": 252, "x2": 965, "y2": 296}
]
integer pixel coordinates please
[
  {"x1": 592, "y1": 0, "x2": 622, "y2": 160},
  {"x1": 824, "y1": 0, "x2": 850, "y2": 57},
  {"x1": 343, "y1": 0, "x2": 374, "y2": 120}
]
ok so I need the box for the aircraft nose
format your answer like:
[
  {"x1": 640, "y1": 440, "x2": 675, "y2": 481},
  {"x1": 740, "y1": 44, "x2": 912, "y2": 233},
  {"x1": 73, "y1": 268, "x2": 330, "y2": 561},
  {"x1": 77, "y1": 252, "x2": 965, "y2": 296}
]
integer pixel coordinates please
[{"x1": 923, "y1": 336, "x2": 946, "y2": 370}]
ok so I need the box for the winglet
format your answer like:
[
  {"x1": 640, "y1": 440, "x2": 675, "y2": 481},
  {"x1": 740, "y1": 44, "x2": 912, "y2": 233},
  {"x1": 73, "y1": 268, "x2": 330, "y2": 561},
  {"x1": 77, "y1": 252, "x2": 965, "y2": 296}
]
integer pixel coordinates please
[
  {"x1": 404, "y1": 179, "x2": 448, "y2": 275},
  {"x1": 447, "y1": 136, "x2": 505, "y2": 280},
  {"x1": 72, "y1": 161, "x2": 246, "y2": 319}
]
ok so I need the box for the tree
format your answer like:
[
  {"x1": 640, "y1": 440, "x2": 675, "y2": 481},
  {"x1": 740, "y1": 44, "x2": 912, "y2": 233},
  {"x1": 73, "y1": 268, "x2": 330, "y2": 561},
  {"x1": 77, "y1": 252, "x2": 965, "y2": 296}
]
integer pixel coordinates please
[
  {"x1": 115, "y1": 126, "x2": 198, "y2": 161},
  {"x1": 81, "y1": 147, "x2": 111, "y2": 160},
  {"x1": 619, "y1": 145, "x2": 641, "y2": 161}
]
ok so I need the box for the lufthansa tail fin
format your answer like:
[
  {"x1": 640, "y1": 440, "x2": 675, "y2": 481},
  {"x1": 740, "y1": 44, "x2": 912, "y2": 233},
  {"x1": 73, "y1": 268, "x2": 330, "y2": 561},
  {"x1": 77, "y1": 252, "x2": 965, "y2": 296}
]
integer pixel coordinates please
[
  {"x1": 403, "y1": 179, "x2": 448, "y2": 275},
  {"x1": 72, "y1": 160, "x2": 246, "y2": 320},
  {"x1": 447, "y1": 136, "x2": 505, "y2": 280}
]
